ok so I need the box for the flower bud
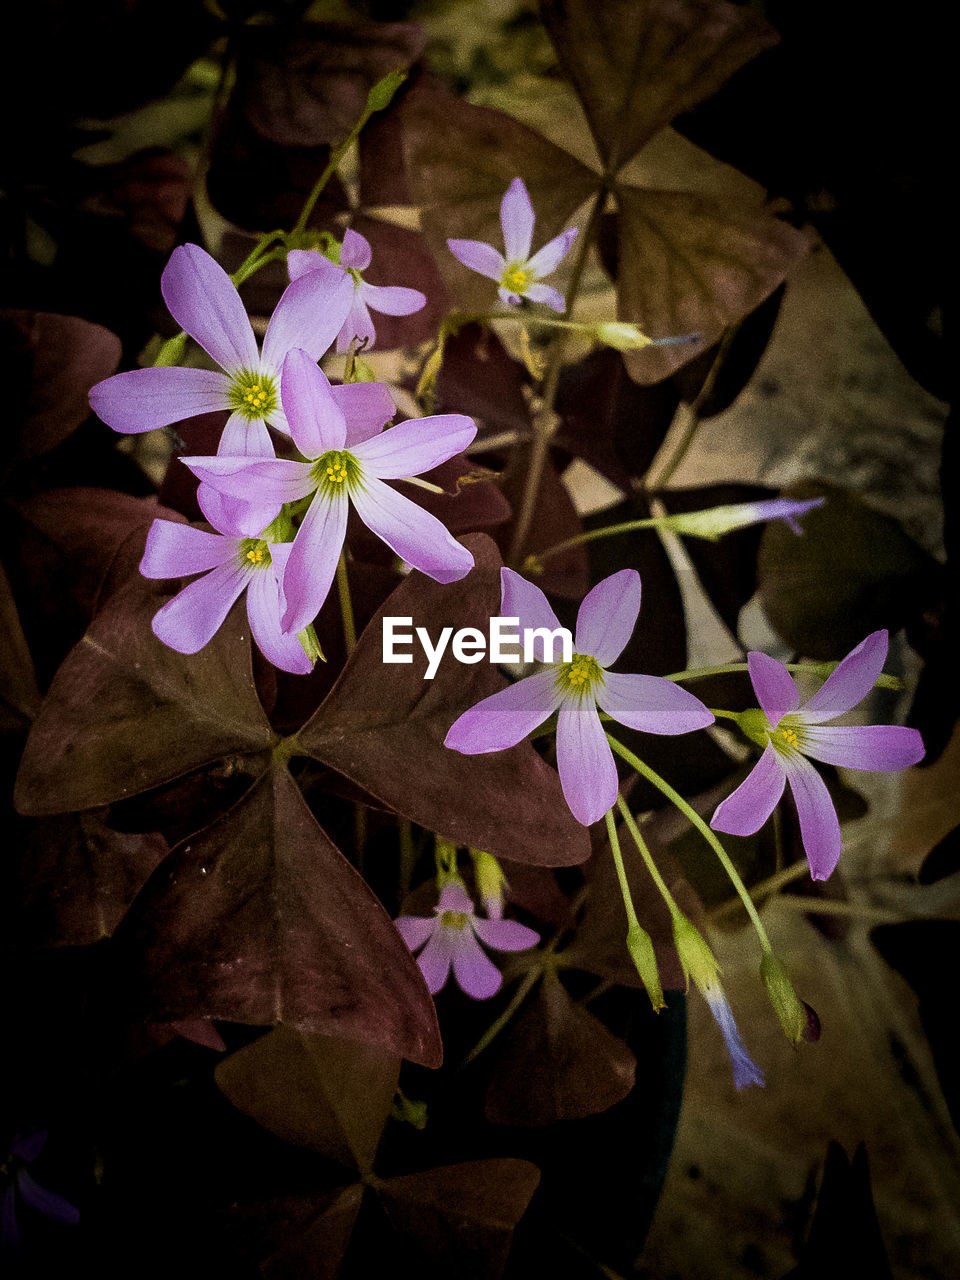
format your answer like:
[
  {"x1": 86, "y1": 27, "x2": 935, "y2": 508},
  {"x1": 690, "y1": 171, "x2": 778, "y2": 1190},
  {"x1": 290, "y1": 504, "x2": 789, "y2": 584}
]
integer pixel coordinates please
[
  {"x1": 593, "y1": 321, "x2": 653, "y2": 350},
  {"x1": 471, "y1": 849, "x2": 507, "y2": 919},
  {"x1": 671, "y1": 913, "x2": 720, "y2": 991},
  {"x1": 760, "y1": 951, "x2": 807, "y2": 1045},
  {"x1": 154, "y1": 331, "x2": 188, "y2": 367},
  {"x1": 627, "y1": 923, "x2": 665, "y2": 1011},
  {"x1": 658, "y1": 497, "x2": 824, "y2": 542}
]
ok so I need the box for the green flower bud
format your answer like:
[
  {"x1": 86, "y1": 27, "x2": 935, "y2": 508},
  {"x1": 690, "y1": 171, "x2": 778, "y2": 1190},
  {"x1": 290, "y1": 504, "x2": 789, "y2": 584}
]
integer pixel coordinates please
[
  {"x1": 760, "y1": 951, "x2": 807, "y2": 1045},
  {"x1": 672, "y1": 913, "x2": 720, "y2": 992},
  {"x1": 471, "y1": 849, "x2": 507, "y2": 919},
  {"x1": 627, "y1": 923, "x2": 665, "y2": 1011},
  {"x1": 153, "y1": 331, "x2": 188, "y2": 367},
  {"x1": 593, "y1": 321, "x2": 653, "y2": 350}
]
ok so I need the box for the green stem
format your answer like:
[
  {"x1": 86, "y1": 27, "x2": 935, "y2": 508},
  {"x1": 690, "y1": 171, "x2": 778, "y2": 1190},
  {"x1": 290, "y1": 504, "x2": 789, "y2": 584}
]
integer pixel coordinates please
[
  {"x1": 606, "y1": 733, "x2": 772, "y2": 952},
  {"x1": 507, "y1": 189, "x2": 604, "y2": 565},
  {"x1": 523, "y1": 515, "x2": 664, "y2": 568},
  {"x1": 336, "y1": 552, "x2": 356, "y2": 655},
  {"x1": 645, "y1": 326, "x2": 737, "y2": 490},
  {"x1": 615, "y1": 796, "x2": 680, "y2": 916},
  {"x1": 459, "y1": 964, "x2": 543, "y2": 1070},
  {"x1": 662, "y1": 660, "x2": 901, "y2": 689},
  {"x1": 604, "y1": 809, "x2": 643, "y2": 933}
]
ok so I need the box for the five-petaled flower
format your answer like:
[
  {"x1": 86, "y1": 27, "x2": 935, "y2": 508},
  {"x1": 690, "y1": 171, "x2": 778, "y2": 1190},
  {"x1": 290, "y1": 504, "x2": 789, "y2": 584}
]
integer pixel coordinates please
[
  {"x1": 444, "y1": 568, "x2": 714, "y2": 826},
  {"x1": 710, "y1": 631, "x2": 925, "y2": 880},
  {"x1": 288, "y1": 228, "x2": 426, "y2": 354},
  {"x1": 395, "y1": 880, "x2": 539, "y2": 999},
  {"x1": 89, "y1": 242, "x2": 353, "y2": 534},
  {"x1": 447, "y1": 176, "x2": 577, "y2": 312},
  {"x1": 182, "y1": 349, "x2": 477, "y2": 635},
  {"x1": 139, "y1": 507, "x2": 314, "y2": 674}
]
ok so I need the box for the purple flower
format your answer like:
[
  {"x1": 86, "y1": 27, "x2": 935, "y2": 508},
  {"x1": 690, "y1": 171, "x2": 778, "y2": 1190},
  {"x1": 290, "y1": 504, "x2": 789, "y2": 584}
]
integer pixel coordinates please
[
  {"x1": 2, "y1": 1132, "x2": 79, "y2": 1253},
  {"x1": 89, "y1": 242, "x2": 353, "y2": 533},
  {"x1": 665, "y1": 496, "x2": 825, "y2": 540},
  {"x1": 288, "y1": 229, "x2": 426, "y2": 354},
  {"x1": 444, "y1": 568, "x2": 714, "y2": 826},
  {"x1": 395, "y1": 881, "x2": 539, "y2": 999},
  {"x1": 182, "y1": 349, "x2": 477, "y2": 633},
  {"x1": 447, "y1": 177, "x2": 577, "y2": 312},
  {"x1": 710, "y1": 631, "x2": 925, "y2": 880},
  {"x1": 703, "y1": 982, "x2": 766, "y2": 1090},
  {"x1": 139, "y1": 507, "x2": 313, "y2": 674}
]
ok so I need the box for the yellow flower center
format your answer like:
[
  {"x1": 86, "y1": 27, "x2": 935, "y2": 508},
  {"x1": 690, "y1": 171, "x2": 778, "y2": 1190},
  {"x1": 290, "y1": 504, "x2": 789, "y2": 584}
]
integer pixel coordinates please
[
  {"x1": 769, "y1": 717, "x2": 806, "y2": 756},
  {"x1": 229, "y1": 370, "x2": 278, "y2": 421},
  {"x1": 313, "y1": 449, "x2": 361, "y2": 496},
  {"x1": 780, "y1": 727, "x2": 798, "y2": 746},
  {"x1": 440, "y1": 911, "x2": 469, "y2": 930},
  {"x1": 502, "y1": 264, "x2": 532, "y2": 293},
  {"x1": 238, "y1": 538, "x2": 271, "y2": 569},
  {"x1": 557, "y1": 653, "x2": 604, "y2": 697}
]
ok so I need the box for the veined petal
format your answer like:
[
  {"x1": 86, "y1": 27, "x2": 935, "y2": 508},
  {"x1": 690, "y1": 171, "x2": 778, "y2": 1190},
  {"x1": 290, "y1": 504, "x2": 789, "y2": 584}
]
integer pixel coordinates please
[
  {"x1": 523, "y1": 283, "x2": 565, "y2": 311},
  {"x1": 331, "y1": 382, "x2": 395, "y2": 447},
  {"x1": 556, "y1": 699, "x2": 618, "y2": 826},
  {"x1": 340, "y1": 227, "x2": 372, "y2": 271},
  {"x1": 800, "y1": 630, "x2": 889, "y2": 723},
  {"x1": 358, "y1": 281, "x2": 427, "y2": 317},
  {"x1": 783, "y1": 752, "x2": 842, "y2": 880},
  {"x1": 280, "y1": 349, "x2": 346, "y2": 456},
  {"x1": 447, "y1": 238, "x2": 505, "y2": 282},
  {"x1": 596, "y1": 672, "x2": 714, "y2": 735},
  {"x1": 500, "y1": 567, "x2": 564, "y2": 661},
  {"x1": 415, "y1": 928, "x2": 454, "y2": 994},
  {"x1": 444, "y1": 669, "x2": 560, "y2": 753},
  {"x1": 575, "y1": 569, "x2": 642, "y2": 667},
  {"x1": 395, "y1": 915, "x2": 437, "y2": 952},
  {"x1": 218, "y1": 410, "x2": 275, "y2": 457},
  {"x1": 472, "y1": 917, "x2": 540, "y2": 951},
  {"x1": 286, "y1": 248, "x2": 329, "y2": 282},
  {"x1": 89, "y1": 366, "x2": 230, "y2": 433},
  {"x1": 352, "y1": 414, "x2": 476, "y2": 478},
  {"x1": 801, "y1": 724, "x2": 925, "y2": 772},
  {"x1": 280, "y1": 493, "x2": 348, "y2": 634},
  {"x1": 748, "y1": 650, "x2": 801, "y2": 727},
  {"x1": 710, "y1": 742, "x2": 786, "y2": 837},
  {"x1": 261, "y1": 266, "x2": 353, "y2": 370},
  {"x1": 151, "y1": 560, "x2": 250, "y2": 654},
  {"x1": 182, "y1": 455, "x2": 315, "y2": 503},
  {"x1": 451, "y1": 929, "x2": 503, "y2": 999},
  {"x1": 350, "y1": 477, "x2": 474, "y2": 583},
  {"x1": 246, "y1": 566, "x2": 313, "y2": 675},
  {"x1": 196, "y1": 484, "x2": 280, "y2": 540},
  {"x1": 336, "y1": 290, "x2": 376, "y2": 354},
  {"x1": 161, "y1": 243, "x2": 258, "y2": 373},
  {"x1": 500, "y1": 177, "x2": 534, "y2": 262},
  {"x1": 140, "y1": 519, "x2": 236, "y2": 580},
  {"x1": 526, "y1": 227, "x2": 578, "y2": 277}
]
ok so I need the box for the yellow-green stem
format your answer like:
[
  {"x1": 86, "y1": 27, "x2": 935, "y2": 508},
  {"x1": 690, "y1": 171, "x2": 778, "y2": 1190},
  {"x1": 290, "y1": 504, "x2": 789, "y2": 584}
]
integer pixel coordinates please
[
  {"x1": 336, "y1": 552, "x2": 356, "y2": 655},
  {"x1": 604, "y1": 809, "x2": 642, "y2": 933},
  {"x1": 615, "y1": 795, "x2": 680, "y2": 917},
  {"x1": 606, "y1": 733, "x2": 772, "y2": 953}
]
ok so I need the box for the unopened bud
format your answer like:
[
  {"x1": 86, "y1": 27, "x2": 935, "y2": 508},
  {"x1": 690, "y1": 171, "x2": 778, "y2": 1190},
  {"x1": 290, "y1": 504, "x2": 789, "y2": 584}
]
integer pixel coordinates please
[
  {"x1": 593, "y1": 322, "x2": 653, "y2": 351},
  {"x1": 658, "y1": 497, "x2": 824, "y2": 542},
  {"x1": 154, "y1": 331, "x2": 188, "y2": 367},
  {"x1": 471, "y1": 849, "x2": 507, "y2": 919},
  {"x1": 627, "y1": 923, "x2": 665, "y2": 1011},
  {"x1": 672, "y1": 913, "x2": 720, "y2": 992},
  {"x1": 760, "y1": 951, "x2": 807, "y2": 1045}
]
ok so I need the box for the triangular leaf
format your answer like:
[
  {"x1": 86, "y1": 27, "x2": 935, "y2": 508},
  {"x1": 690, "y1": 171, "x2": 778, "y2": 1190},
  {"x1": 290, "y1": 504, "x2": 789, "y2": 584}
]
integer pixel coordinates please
[
  {"x1": 298, "y1": 534, "x2": 591, "y2": 867},
  {"x1": 541, "y1": 0, "x2": 779, "y2": 173},
  {"x1": 112, "y1": 764, "x2": 442, "y2": 1066},
  {"x1": 216, "y1": 1025, "x2": 400, "y2": 1173}
]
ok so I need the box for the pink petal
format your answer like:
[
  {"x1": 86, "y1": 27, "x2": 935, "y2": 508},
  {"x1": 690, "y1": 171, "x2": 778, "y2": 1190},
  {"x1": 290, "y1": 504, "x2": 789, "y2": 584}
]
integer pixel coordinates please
[
  {"x1": 747, "y1": 650, "x2": 801, "y2": 727},
  {"x1": 438, "y1": 881, "x2": 474, "y2": 913},
  {"x1": 218, "y1": 409, "x2": 275, "y2": 457},
  {"x1": 395, "y1": 915, "x2": 437, "y2": 952},
  {"x1": 151, "y1": 560, "x2": 250, "y2": 654},
  {"x1": 89, "y1": 366, "x2": 230, "y2": 433},
  {"x1": 352, "y1": 414, "x2": 476, "y2": 479},
  {"x1": 472, "y1": 917, "x2": 539, "y2": 951},
  {"x1": 207, "y1": 410, "x2": 283, "y2": 535},
  {"x1": 526, "y1": 227, "x2": 578, "y2": 277},
  {"x1": 331, "y1": 382, "x2": 395, "y2": 447},
  {"x1": 500, "y1": 177, "x2": 534, "y2": 262},
  {"x1": 575, "y1": 569, "x2": 642, "y2": 667},
  {"x1": 498, "y1": 286, "x2": 523, "y2": 307},
  {"x1": 416, "y1": 929, "x2": 454, "y2": 994},
  {"x1": 801, "y1": 724, "x2": 925, "y2": 772},
  {"x1": 784, "y1": 753, "x2": 842, "y2": 880},
  {"x1": 556, "y1": 698, "x2": 618, "y2": 826},
  {"x1": 286, "y1": 248, "x2": 328, "y2": 282},
  {"x1": 280, "y1": 494, "x2": 348, "y2": 634},
  {"x1": 161, "y1": 243, "x2": 258, "y2": 373},
  {"x1": 280, "y1": 349, "x2": 346, "y2": 456},
  {"x1": 710, "y1": 742, "x2": 787, "y2": 837},
  {"x1": 523, "y1": 283, "x2": 565, "y2": 311},
  {"x1": 499, "y1": 568, "x2": 564, "y2": 662},
  {"x1": 140, "y1": 519, "x2": 236, "y2": 579},
  {"x1": 350, "y1": 476, "x2": 474, "y2": 583},
  {"x1": 444, "y1": 670, "x2": 561, "y2": 753},
  {"x1": 595, "y1": 672, "x2": 714, "y2": 735},
  {"x1": 182, "y1": 455, "x2": 315, "y2": 504},
  {"x1": 340, "y1": 228, "x2": 372, "y2": 270},
  {"x1": 245, "y1": 567, "x2": 313, "y2": 675},
  {"x1": 261, "y1": 265, "x2": 353, "y2": 371},
  {"x1": 800, "y1": 630, "x2": 889, "y2": 723},
  {"x1": 451, "y1": 928, "x2": 503, "y2": 999},
  {"x1": 336, "y1": 290, "x2": 376, "y2": 354},
  {"x1": 358, "y1": 281, "x2": 426, "y2": 317},
  {"x1": 447, "y1": 238, "x2": 505, "y2": 282}
]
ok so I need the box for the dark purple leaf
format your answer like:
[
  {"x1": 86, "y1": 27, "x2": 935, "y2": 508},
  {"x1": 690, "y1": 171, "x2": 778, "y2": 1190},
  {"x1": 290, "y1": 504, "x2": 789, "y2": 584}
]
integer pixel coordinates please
[{"x1": 0, "y1": 558, "x2": 39, "y2": 727}]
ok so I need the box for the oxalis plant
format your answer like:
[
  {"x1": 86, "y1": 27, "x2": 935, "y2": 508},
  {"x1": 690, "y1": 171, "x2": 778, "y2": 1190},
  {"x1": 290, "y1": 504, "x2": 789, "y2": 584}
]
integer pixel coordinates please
[{"x1": 1, "y1": 1, "x2": 943, "y2": 1276}]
